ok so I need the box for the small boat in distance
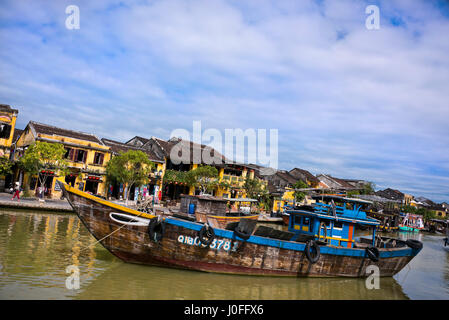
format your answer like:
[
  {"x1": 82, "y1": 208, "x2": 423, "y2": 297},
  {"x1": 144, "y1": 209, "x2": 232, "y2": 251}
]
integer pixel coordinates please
[
  {"x1": 367, "y1": 210, "x2": 400, "y2": 233},
  {"x1": 399, "y1": 213, "x2": 425, "y2": 232}
]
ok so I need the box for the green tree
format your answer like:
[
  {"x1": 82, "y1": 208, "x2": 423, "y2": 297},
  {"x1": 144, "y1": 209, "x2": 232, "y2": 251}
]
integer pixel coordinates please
[
  {"x1": 0, "y1": 156, "x2": 13, "y2": 176},
  {"x1": 347, "y1": 190, "x2": 360, "y2": 197},
  {"x1": 19, "y1": 141, "x2": 69, "y2": 200},
  {"x1": 361, "y1": 182, "x2": 376, "y2": 195},
  {"x1": 106, "y1": 150, "x2": 154, "y2": 204},
  {"x1": 187, "y1": 165, "x2": 219, "y2": 195},
  {"x1": 293, "y1": 180, "x2": 309, "y2": 203},
  {"x1": 163, "y1": 170, "x2": 192, "y2": 185},
  {"x1": 243, "y1": 176, "x2": 271, "y2": 211},
  {"x1": 243, "y1": 177, "x2": 265, "y2": 199},
  {"x1": 416, "y1": 207, "x2": 435, "y2": 221},
  {"x1": 401, "y1": 205, "x2": 417, "y2": 214}
]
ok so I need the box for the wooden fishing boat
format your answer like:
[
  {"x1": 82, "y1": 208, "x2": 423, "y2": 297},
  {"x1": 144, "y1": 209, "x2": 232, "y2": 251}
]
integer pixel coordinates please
[
  {"x1": 180, "y1": 194, "x2": 259, "y2": 229},
  {"x1": 398, "y1": 213, "x2": 424, "y2": 232},
  {"x1": 366, "y1": 210, "x2": 400, "y2": 233},
  {"x1": 59, "y1": 182, "x2": 423, "y2": 277},
  {"x1": 426, "y1": 219, "x2": 449, "y2": 234}
]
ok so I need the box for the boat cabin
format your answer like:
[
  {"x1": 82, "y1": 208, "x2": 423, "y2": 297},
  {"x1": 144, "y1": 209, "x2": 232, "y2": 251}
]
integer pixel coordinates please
[
  {"x1": 400, "y1": 213, "x2": 424, "y2": 229},
  {"x1": 180, "y1": 194, "x2": 259, "y2": 216},
  {"x1": 285, "y1": 195, "x2": 380, "y2": 248}
]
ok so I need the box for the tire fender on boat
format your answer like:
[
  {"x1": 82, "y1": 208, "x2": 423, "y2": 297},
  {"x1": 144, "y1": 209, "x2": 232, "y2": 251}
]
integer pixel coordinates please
[
  {"x1": 405, "y1": 239, "x2": 423, "y2": 250},
  {"x1": 234, "y1": 226, "x2": 251, "y2": 240},
  {"x1": 198, "y1": 224, "x2": 215, "y2": 246},
  {"x1": 148, "y1": 216, "x2": 165, "y2": 243},
  {"x1": 365, "y1": 247, "x2": 380, "y2": 262},
  {"x1": 305, "y1": 240, "x2": 320, "y2": 264}
]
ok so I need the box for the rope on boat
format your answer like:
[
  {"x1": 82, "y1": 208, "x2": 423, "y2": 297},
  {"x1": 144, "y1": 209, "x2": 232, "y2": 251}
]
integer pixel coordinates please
[{"x1": 80, "y1": 210, "x2": 148, "y2": 253}]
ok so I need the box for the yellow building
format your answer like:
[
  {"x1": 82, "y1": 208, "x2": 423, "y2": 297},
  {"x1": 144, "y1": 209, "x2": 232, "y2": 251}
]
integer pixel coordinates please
[
  {"x1": 127, "y1": 136, "x2": 267, "y2": 201},
  {"x1": 101, "y1": 138, "x2": 165, "y2": 201},
  {"x1": 272, "y1": 188, "x2": 295, "y2": 213},
  {"x1": 0, "y1": 104, "x2": 18, "y2": 157},
  {"x1": 430, "y1": 206, "x2": 447, "y2": 219},
  {"x1": 0, "y1": 104, "x2": 19, "y2": 191},
  {"x1": 13, "y1": 121, "x2": 112, "y2": 199},
  {"x1": 216, "y1": 164, "x2": 258, "y2": 199}
]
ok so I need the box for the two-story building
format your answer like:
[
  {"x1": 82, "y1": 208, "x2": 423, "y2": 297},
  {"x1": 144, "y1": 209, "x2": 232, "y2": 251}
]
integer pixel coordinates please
[
  {"x1": 0, "y1": 104, "x2": 19, "y2": 191},
  {"x1": 375, "y1": 188, "x2": 414, "y2": 206},
  {"x1": 429, "y1": 204, "x2": 447, "y2": 219},
  {"x1": 101, "y1": 138, "x2": 165, "y2": 201},
  {"x1": 13, "y1": 121, "x2": 112, "y2": 199},
  {"x1": 126, "y1": 136, "x2": 266, "y2": 201}
]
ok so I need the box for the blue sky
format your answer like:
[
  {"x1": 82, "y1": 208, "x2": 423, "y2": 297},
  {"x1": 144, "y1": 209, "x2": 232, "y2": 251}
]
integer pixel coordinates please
[{"x1": 1, "y1": 0, "x2": 449, "y2": 202}]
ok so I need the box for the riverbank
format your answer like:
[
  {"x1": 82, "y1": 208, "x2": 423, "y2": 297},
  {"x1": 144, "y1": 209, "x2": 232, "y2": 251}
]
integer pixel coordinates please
[{"x1": 0, "y1": 193, "x2": 73, "y2": 213}]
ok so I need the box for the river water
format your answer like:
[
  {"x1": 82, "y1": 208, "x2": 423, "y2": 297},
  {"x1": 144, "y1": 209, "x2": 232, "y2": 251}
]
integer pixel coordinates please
[{"x1": 0, "y1": 210, "x2": 448, "y2": 300}]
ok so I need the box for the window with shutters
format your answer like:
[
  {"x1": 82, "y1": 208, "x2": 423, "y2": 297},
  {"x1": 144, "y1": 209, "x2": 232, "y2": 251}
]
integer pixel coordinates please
[
  {"x1": 0, "y1": 123, "x2": 12, "y2": 139},
  {"x1": 74, "y1": 149, "x2": 87, "y2": 163},
  {"x1": 93, "y1": 152, "x2": 104, "y2": 165},
  {"x1": 64, "y1": 148, "x2": 73, "y2": 160}
]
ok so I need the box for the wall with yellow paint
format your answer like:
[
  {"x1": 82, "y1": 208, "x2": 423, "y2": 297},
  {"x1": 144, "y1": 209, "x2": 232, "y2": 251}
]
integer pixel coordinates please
[
  {"x1": 15, "y1": 125, "x2": 112, "y2": 199},
  {"x1": 0, "y1": 108, "x2": 18, "y2": 156}
]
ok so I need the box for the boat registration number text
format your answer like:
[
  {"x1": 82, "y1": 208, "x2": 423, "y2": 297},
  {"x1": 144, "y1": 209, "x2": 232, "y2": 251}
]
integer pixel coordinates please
[{"x1": 177, "y1": 235, "x2": 238, "y2": 252}]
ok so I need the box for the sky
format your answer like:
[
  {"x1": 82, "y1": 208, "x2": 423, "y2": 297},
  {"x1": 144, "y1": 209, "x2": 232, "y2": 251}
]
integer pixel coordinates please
[{"x1": 0, "y1": 0, "x2": 448, "y2": 202}]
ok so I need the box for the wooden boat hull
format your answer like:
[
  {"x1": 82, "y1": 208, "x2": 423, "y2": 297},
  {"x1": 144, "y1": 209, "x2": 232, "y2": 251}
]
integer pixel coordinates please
[
  {"x1": 61, "y1": 183, "x2": 422, "y2": 278},
  {"x1": 195, "y1": 212, "x2": 259, "y2": 229}
]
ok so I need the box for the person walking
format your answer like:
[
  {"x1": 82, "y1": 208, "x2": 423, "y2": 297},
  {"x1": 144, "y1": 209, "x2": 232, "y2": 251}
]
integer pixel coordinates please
[{"x1": 11, "y1": 182, "x2": 21, "y2": 202}]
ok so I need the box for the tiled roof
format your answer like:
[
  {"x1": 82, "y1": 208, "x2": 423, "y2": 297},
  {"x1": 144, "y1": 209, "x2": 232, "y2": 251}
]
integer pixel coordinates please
[
  {"x1": 102, "y1": 138, "x2": 164, "y2": 163},
  {"x1": 0, "y1": 104, "x2": 19, "y2": 114},
  {"x1": 29, "y1": 121, "x2": 103, "y2": 144},
  {"x1": 375, "y1": 188, "x2": 405, "y2": 201},
  {"x1": 149, "y1": 137, "x2": 228, "y2": 164},
  {"x1": 125, "y1": 136, "x2": 150, "y2": 146},
  {"x1": 289, "y1": 168, "x2": 320, "y2": 185},
  {"x1": 317, "y1": 174, "x2": 355, "y2": 189},
  {"x1": 275, "y1": 170, "x2": 298, "y2": 185}
]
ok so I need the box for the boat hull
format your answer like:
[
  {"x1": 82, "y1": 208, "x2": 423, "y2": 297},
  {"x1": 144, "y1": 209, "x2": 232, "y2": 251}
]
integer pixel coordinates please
[
  {"x1": 61, "y1": 183, "x2": 422, "y2": 278},
  {"x1": 398, "y1": 225, "x2": 422, "y2": 232}
]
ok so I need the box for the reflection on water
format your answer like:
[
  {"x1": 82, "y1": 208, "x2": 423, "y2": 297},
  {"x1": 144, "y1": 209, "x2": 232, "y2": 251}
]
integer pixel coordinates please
[
  {"x1": 394, "y1": 231, "x2": 449, "y2": 300},
  {"x1": 0, "y1": 210, "x2": 448, "y2": 300}
]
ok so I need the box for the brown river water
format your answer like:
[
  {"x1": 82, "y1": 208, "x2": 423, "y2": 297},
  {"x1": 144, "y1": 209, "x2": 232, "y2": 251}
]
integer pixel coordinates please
[{"x1": 0, "y1": 210, "x2": 448, "y2": 300}]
